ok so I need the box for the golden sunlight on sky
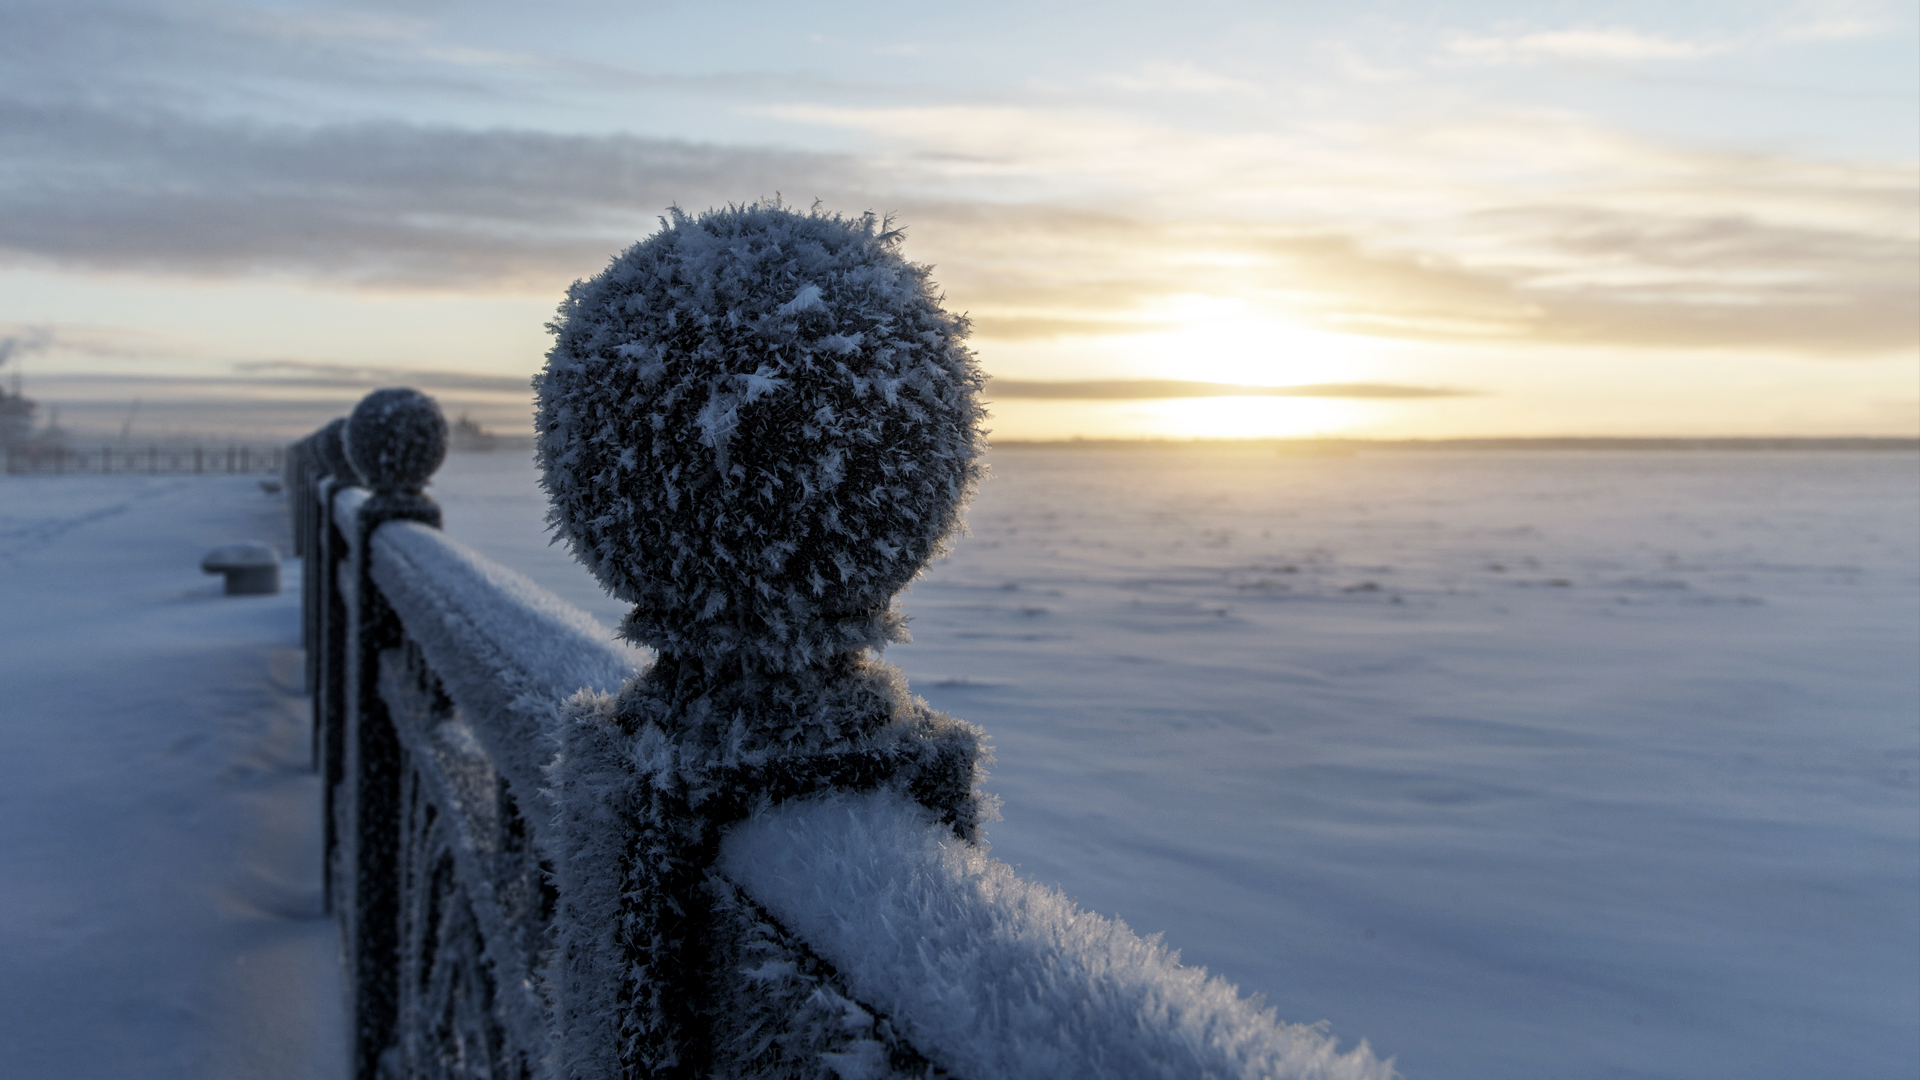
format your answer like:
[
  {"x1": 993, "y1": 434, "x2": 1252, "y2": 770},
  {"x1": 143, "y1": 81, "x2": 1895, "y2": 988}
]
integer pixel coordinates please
[{"x1": 0, "y1": 0, "x2": 1913, "y2": 441}]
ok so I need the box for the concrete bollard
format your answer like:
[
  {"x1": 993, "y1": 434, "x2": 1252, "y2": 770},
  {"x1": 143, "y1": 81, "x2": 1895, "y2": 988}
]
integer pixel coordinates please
[{"x1": 202, "y1": 542, "x2": 282, "y2": 595}]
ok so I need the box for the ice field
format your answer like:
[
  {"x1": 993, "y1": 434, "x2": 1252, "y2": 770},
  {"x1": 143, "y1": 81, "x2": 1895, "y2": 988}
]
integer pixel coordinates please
[
  {"x1": 434, "y1": 445, "x2": 1919, "y2": 1080},
  {"x1": 0, "y1": 445, "x2": 1914, "y2": 1078}
]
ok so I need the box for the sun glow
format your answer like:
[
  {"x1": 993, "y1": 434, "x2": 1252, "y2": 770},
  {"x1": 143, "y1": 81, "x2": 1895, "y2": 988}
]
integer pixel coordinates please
[
  {"x1": 1099, "y1": 297, "x2": 1374, "y2": 387},
  {"x1": 1135, "y1": 395, "x2": 1366, "y2": 437},
  {"x1": 981, "y1": 395, "x2": 1372, "y2": 440},
  {"x1": 975, "y1": 297, "x2": 1396, "y2": 439}
]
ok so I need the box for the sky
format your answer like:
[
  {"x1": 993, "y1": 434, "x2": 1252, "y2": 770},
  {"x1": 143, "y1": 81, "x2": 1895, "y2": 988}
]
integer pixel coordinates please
[{"x1": 0, "y1": 0, "x2": 1914, "y2": 442}]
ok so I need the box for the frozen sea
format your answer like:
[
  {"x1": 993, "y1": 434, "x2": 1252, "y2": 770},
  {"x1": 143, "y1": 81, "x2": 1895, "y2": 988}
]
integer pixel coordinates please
[
  {"x1": 1, "y1": 445, "x2": 1914, "y2": 1079},
  {"x1": 432, "y1": 445, "x2": 1920, "y2": 1080}
]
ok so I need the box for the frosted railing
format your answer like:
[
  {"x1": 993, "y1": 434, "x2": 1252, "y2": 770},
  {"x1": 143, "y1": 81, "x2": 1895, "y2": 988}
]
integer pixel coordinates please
[
  {"x1": 292, "y1": 384, "x2": 1388, "y2": 1080},
  {"x1": 329, "y1": 488, "x2": 640, "y2": 1075},
  {"x1": 362, "y1": 515, "x2": 639, "y2": 796}
]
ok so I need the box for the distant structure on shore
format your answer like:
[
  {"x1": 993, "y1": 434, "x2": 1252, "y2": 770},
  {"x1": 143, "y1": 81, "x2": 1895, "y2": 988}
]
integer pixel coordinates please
[
  {"x1": 0, "y1": 375, "x2": 66, "y2": 450},
  {"x1": 0, "y1": 379, "x2": 33, "y2": 448},
  {"x1": 448, "y1": 412, "x2": 535, "y2": 452},
  {"x1": 450, "y1": 412, "x2": 497, "y2": 452},
  {"x1": 2, "y1": 333, "x2": 45, "y2": 448}
]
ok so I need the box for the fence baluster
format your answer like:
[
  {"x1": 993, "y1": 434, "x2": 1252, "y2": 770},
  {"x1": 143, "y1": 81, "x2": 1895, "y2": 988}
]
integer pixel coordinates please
[
  {"x1": 337, "y1": 390, "x2": 446, "y2": 1080},
  {"x1": 308, "y1": 420, "x2": 351, "y2": 914}
]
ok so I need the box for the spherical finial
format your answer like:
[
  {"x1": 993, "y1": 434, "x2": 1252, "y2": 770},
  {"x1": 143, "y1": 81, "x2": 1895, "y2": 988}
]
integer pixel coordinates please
[
  {"x1": 315, "y1": 417, "x2": 352, "y2": 482},
  {"x1": 344, "y1": 388, "x2": 448, "y2": 493},
  {"x1": 535, "y1": 203, "x2": 986, "y2": 668}
]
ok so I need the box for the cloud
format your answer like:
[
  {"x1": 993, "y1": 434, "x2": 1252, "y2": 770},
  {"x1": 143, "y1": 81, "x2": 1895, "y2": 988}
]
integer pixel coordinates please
[
  {"x1": 1439, "y1": 6, "x2": 1896, "y2": 68},
  {"x1": 0, "y1": 101, "x2": 861, "y2": 288},
  {"x1": 228, "y1": 359, "x2": 534, "y2": 393},
  {"x1": 0, "y1": 325, "x2": 539, "y2": 435},
  {"x1": 20, "y1": 364, "x2": 542, "y2": 439},
  {"x1": 1446, "y1": 27, "x2": 1725, "y2": 63},
  {"x1": 0, "y1": 0, "x2": 949, "y2": 133},
  {"x1": 0, "y1": 1, "x2": 491, "y2": 115},
  {"x1": 1773, "y1": 0, "x2": 1897, "y2": 43},
  {"x1": 0, "y1": 57, "x2": 1910, "y2": 358},
  {"x1": 36, "y1": 367, "x2": 529, "y2": 396},
  {"x1": 924, "y1": 204, "x2": 1916, "y2": 355},
  {"x1": 969, "y1": 314, "x2": 1180, "y2": 339},
  {"x1": 986, "y1": 380, "x2": 1472, "y2": 399},
  {"x1": 1096, "y1": 62, "x2": 1262, "y2": 96},
  {"x1": 1258, "y1": 220, "x2": 1919, "y2": 354},
  {"x1": 0, "y1": 321, "x2": 201, "y2": 366},
  {"x1": 12, "y1": 376, "x2": 489, "y2": 440},
  {"x1": 4, "y1": 100, "x2": 1908, "y2": 357}
]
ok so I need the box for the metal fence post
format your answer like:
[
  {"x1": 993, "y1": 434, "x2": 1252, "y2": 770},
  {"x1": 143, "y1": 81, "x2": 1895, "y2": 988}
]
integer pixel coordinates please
[
  {"x1": 309, "y1": 419, "x2": 352, "y2": 914},
  {"x1": 534, "y1": 206, "x2": 989, "y2": 1075},
  {"x1": 338, "y1": 389, "x2": 447, "y2": 1080}
]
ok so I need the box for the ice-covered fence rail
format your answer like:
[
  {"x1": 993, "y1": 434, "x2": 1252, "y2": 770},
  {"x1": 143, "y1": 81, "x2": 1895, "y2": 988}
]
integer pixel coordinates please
[
  {"x1": 294, "y1": 389, "x2": 650, "y2": 1079},
  {"x1": 297, "y1": 403, "x2": 1389, "y2": 1079},
  {"x1": 323, "y1": 483, "x2": 643, "y2": 1078},
  {"x1": 358, "y1": 509, "x2": 641, "y2": 807},
  {"x1": 719, "y1": 790, "x2": 1392, "y2": 1080}
]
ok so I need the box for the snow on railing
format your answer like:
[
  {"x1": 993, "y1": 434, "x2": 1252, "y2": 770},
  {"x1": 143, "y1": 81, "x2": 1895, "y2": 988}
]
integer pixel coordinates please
[{"x1": 292, "y1": 204, "x2": 1390, "y2": 1080}]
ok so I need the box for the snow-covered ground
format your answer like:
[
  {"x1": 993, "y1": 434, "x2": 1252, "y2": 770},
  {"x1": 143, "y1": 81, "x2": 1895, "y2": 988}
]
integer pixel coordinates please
[
  {"x1": 1, "y1": 447, "x2": 1913, "y2": 1080},
  {"x1": 0, "y1": 475, "x2": 343, "y2": 1080},
  {"x1": 432, "y1": 445, "x2": 1920, "y2": 1080}
]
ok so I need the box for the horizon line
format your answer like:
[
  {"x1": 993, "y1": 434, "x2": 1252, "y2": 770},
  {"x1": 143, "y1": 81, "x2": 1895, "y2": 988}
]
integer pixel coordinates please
[
  {"x1": 984, "y1": 379, "x2": 1473, "y2": 400},
  {"x1": 986, "y1": 436, "x2": 1920, "y2": 451}
]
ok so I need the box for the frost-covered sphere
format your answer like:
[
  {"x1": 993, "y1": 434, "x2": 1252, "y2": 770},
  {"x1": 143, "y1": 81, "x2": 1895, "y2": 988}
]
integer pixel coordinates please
[
  {"x1": 344, "y1": 388, "x2": 447, "y2": 493},
  {"x1": 535, "y1": 204, "x2": 985, "y2": 666}
]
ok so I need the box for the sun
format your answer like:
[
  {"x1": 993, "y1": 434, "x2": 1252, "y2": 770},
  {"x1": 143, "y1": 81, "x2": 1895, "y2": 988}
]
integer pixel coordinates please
[
  {"x1": 973, "y1": 294, "x2": 1408, "y2": 440},
  {"x1": 1110, "y1": 296, "x2": 1369, "y2": 387}
]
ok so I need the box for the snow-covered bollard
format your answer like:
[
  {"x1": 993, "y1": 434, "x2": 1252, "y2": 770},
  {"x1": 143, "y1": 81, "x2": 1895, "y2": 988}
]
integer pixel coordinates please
[
  {"x1": 537, "y1": 202, "x2": 989, "y2": 1075},
  {"x1": 201, "y1": 541, "x2": 281, "y2": 595}
]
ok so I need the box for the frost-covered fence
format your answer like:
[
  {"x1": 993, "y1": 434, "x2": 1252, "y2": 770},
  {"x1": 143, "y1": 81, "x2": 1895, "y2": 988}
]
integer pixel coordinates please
[
  {"x1": 297, "y1": 390, "x2": 625, "y2": 1079},
  {"x1": 294, "y1": 205, "x2": 1388, "y2": 1080},
  {"x1": 4, "y1": 442, "x2": 285, "y2": 475}
]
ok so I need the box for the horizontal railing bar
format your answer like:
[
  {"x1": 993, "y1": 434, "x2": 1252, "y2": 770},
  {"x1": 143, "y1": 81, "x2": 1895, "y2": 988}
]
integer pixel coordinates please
[
  {"x1": 366, "y1": 515, "x2": 641, "y2": 825},
  {"x1": 719, "y1": 789, "x2": 1360, "y2": 1080}
]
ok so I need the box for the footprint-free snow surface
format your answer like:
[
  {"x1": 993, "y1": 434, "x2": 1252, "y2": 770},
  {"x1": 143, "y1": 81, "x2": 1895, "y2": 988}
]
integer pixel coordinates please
[
  {"x1": 1, "y1": 447, "x2": 1913, "y2": 1080},
  {"x1": 432, "y1": 445, "x2": 1919, "y2": 1080},
  {"x1": 0, "y1": 475, "x2": 343, "y2": 1080}
]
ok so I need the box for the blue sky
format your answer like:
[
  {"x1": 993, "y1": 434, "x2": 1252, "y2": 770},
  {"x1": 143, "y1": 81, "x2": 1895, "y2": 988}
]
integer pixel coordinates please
[{"x1": 1, "y1": 0, "x2": 1913, "y2": 439}]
